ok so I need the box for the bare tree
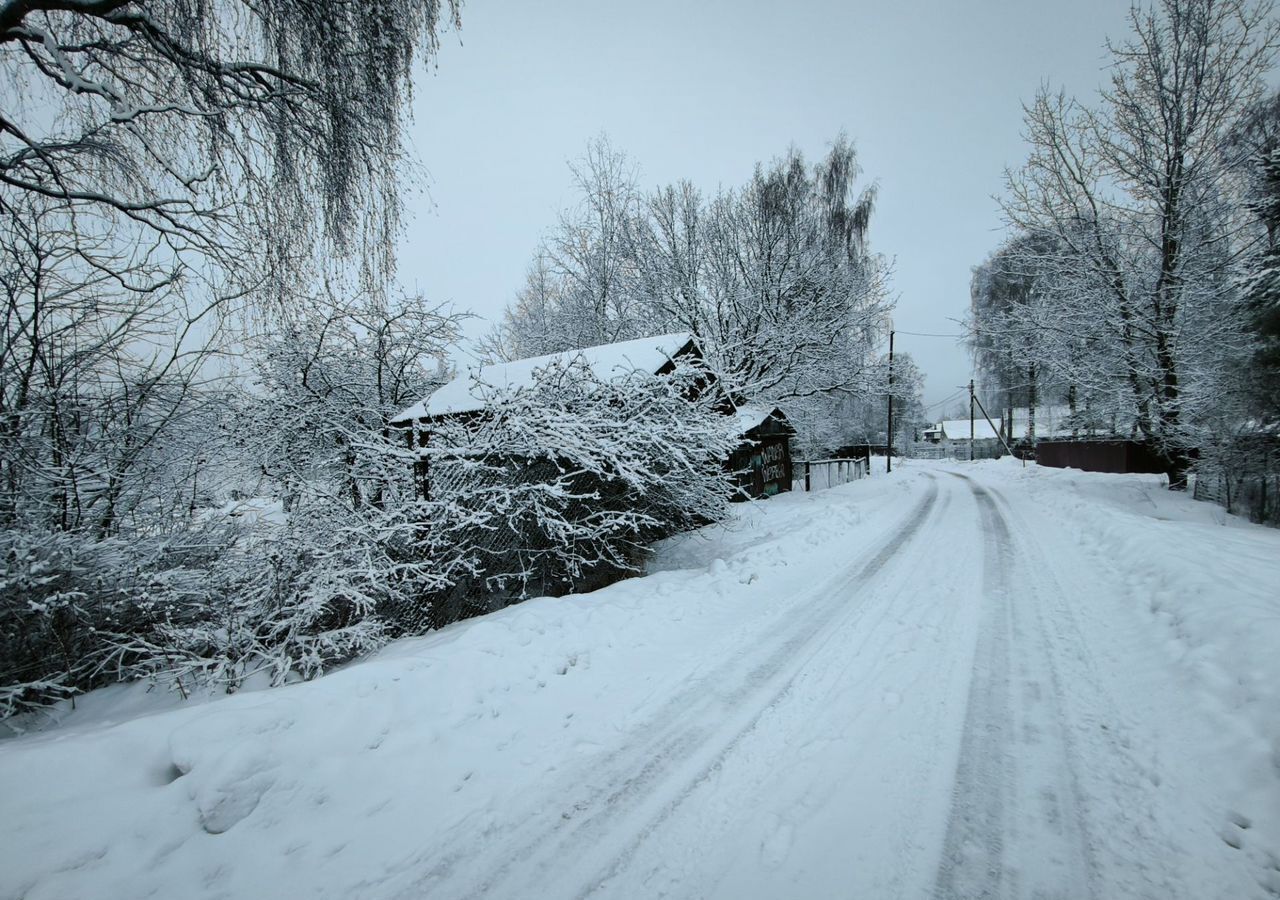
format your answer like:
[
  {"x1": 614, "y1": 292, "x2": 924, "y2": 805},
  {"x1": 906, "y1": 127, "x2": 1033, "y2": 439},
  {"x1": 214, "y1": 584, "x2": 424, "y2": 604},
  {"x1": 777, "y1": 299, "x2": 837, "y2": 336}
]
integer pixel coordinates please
[
  {"x1": 481, "y1": 251, "x2": 574, "y2": 362},
  {"x1": 495, "y1": 135, "x2": 893, "y2": 451},
  {"x1": 969, "y1": 232, "x2": 1087, "y2": 439},
  {"x1": 631, "y1": 180, "x2": 708, "y2": 339},
  {"x1": 243, "y1": 290, "x2": 464, "y2": 512},
  {"x1": 0, "y1": 192, "x2": 229, "y2": 535},
  {"x1": 1227, "y1": 89, "x2": 1280, "y2": 422},
  {"x1": 545, "y1": 135, "x2": 644, "y2": 347},
  {"x1": 1003, "y1": 0, "x2": 1279, "y2": 486}
]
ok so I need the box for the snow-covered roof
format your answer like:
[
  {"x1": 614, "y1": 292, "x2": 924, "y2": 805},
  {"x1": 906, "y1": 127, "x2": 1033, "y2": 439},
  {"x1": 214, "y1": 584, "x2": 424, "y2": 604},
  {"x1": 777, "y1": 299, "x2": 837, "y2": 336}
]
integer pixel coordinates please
[
  {"x1": 731, "y1": 404, "x2": 788, "y2": 436},
  {"x1": 393, "y1": 333, "x2": 697, "y2": 422},
  {"x1": 938, "y1": 418, "x2": 1003, "y2": 441}
]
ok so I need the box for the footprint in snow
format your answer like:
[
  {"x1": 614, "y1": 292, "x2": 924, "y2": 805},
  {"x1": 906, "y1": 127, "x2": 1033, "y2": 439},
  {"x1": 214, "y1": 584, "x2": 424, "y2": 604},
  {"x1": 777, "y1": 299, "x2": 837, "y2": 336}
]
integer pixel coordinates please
[{"x1": 1220, "y1": 812, "x2": 1250, "y2": 850}]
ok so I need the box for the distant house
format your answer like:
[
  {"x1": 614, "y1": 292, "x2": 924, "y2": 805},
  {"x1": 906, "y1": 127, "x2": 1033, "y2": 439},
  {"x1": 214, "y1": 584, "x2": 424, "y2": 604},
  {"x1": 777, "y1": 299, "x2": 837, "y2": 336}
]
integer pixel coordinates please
[
  {"x1": 922, "y1": 418, "x2": 1004, "y2": 443},
  {"x1": 391, "y1": 332, "x2": 793, "y2": 501},
  {"x1": 918, "y1": 417, "x2": 1006, "y2": 459}
]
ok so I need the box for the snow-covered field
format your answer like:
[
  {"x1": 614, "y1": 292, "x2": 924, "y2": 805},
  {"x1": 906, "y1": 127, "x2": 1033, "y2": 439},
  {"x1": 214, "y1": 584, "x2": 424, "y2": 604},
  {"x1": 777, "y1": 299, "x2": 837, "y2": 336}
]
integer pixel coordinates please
[{"x1": 2, "y1": 459, "x2": 1278, "y2": 899}]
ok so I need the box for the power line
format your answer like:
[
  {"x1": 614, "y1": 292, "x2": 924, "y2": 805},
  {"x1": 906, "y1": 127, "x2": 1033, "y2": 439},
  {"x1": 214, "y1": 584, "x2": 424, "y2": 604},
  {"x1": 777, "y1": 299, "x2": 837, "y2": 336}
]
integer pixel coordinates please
[
  {"x1": 922, "y1": 388, "x2": 966, "y2": 412},
  {"x1": 893, "y1": 329, "x2": 966, "y2": 338}
]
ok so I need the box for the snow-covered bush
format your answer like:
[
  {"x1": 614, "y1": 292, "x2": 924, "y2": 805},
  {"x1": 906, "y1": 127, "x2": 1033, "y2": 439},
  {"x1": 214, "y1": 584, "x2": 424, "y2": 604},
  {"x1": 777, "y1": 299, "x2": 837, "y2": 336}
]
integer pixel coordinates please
[
  {"x1": 0, "y1": 523, "x2": 239, "y2": 716},
  {"x1": 175, "y1": 293, "x2": 470, "y2": 679},
  {"x1": 0, "y1": 292, "x2": 742, "y2": 716},
  {"x1": 131, "y1": 489, "x2": 464, "y2": 691},
  {"x1": 423, "y1": 356, "x2": 741, "y2": 607},
  {"x1": 0, "y1": 292, "x2": 465, "y2": 715},
  {"x1": 0, "y1": 482, "x2": 462, "y2": 715}
]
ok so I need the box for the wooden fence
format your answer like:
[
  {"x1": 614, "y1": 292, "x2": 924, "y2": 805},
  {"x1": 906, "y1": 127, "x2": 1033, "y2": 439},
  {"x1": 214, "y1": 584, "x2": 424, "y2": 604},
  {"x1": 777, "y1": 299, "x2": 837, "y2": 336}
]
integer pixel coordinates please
[{"x1": 795, "y1": 457, "x2": 869, "y2": 492}]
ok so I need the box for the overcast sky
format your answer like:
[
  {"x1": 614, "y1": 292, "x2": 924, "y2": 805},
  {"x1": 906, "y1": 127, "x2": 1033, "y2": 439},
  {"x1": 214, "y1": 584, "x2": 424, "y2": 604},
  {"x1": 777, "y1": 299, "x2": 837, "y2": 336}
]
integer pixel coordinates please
[{"x1": 397, "y1": 0, "x2": 1137, "y2": 412}]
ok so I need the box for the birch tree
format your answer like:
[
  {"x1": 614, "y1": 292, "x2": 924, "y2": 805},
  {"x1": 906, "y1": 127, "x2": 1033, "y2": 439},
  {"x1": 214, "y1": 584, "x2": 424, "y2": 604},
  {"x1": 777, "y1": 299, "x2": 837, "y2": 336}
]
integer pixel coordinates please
[
  {"x1": 695, "y1": 139, "x2": 888, "y2": 405},
  {"x1": 1, "y1": 0, "x2": 462, "y2": 300}
]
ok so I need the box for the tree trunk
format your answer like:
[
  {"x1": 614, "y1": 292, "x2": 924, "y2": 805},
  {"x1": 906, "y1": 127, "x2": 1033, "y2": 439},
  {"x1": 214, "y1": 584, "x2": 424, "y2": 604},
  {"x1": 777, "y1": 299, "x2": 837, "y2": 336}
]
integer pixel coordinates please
[
  {"x1": 1164, "y1": 446, "x2": 1191, "y2": 492},
  {"x1": 1027, "y1": 362, "x2": 1037, "y2": 442},
  {"x1": 1068, "y1": 384, "x2": 1078, "y2": 439}
]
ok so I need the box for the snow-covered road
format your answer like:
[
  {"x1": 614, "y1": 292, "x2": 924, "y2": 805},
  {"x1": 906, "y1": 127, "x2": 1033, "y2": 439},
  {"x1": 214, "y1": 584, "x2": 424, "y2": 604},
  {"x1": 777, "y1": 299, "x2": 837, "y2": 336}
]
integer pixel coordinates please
[{"x1": 3, "y1": 461, "x2": 1279, "y2": 899}]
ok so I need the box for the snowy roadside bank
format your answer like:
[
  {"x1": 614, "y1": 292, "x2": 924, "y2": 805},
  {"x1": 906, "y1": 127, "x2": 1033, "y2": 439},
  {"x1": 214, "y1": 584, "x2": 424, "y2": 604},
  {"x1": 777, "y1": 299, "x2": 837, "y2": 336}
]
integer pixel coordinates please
[
  {"x1": 937, "y1": 457, "x2": 1280, "y2": 892},
  {"x1": 956, "y1": 458, "x2": 1280, "y2": 759},
  {"x1": 0, "y1": 470, "x2": 921, "y2": 900}
]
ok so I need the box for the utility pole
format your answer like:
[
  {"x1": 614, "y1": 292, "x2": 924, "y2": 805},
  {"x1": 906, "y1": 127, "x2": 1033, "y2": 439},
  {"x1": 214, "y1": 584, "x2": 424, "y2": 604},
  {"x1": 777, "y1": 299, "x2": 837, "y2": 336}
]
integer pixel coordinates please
[
  {"x1": 1027, "y1": 362, "x2": 1037, "y2": 444},
  {"x1": 969, "y1": 379, "x2": 975, "y2": 462},
  {"x1": 886, "y1": 330, "x2": 895, "y2": 474},
  {"x1": 973, "y1": 391, "x2": 1020, "y2": 466}
]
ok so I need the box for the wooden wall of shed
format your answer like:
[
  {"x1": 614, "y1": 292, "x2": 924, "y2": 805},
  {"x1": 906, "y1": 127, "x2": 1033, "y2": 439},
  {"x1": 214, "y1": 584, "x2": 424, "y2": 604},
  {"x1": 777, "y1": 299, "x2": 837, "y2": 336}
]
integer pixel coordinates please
[{"x1": 729, "y1": 432, "x2": 793, "y2": 500}]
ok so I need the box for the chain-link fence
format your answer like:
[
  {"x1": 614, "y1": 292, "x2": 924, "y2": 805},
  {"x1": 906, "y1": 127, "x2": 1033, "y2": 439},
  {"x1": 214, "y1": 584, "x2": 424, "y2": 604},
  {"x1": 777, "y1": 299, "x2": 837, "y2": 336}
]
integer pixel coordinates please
[{"x1": 418, "y1": 458, "x2": 678, "y2": 630}]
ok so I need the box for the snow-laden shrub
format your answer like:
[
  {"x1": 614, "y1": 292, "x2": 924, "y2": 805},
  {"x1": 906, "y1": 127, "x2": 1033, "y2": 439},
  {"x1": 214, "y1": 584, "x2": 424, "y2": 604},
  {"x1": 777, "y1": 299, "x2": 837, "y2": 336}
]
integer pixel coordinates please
[
  {"x1": 423, "y1": 356, "x2": 741, "y2": 606},
  {"x1": 127, "y1": 491, "x2": 458, "y2": 690},
  {"x1": 0, "y1": 491, "x2": 459, "y2": 714},
  {"x1": 0, "y1": 524, "x2": 238, "y2": 716},
  {"x1": 1, "y1": 300, "x2": 742, "y2": 717}
]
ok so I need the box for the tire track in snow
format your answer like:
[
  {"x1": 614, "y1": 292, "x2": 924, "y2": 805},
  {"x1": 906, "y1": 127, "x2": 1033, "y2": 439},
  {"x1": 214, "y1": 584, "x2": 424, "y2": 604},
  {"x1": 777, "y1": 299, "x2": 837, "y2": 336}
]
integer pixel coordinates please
[
  {"x1": 396, "y1": 475, "x2": 943, "y2": 900},
  {"x1": 983, "y1": 483, "x2": 1212, "y2": 899},
  {"x1": 933, "y1": 474, "x2": 1016, "y2": 900},
  {"x1": 962, "y1": 472, "x2": 1280, "y2": 900},
  {"x1": 983, "y1": 483, "x2": 1106, "y2": 900},
  {"x1": 934, "y1": 474, "x2": 1099, "y2": 900},
  {"x1": 572, "y1": 482, "x2": 971, "y2": 899},
  {"x1": 576, "y1": 489, "x2": 962, "y2": 896}
]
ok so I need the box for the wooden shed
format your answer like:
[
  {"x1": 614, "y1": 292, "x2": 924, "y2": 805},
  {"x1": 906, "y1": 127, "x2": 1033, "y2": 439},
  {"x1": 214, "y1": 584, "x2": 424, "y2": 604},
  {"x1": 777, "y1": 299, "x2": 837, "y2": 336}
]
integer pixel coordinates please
[
  {"x1": 391, "y1": 333, "x2": 792, "y2": 502},
  {"x1": 1035, "y1": 439, "x2": 1167, "y2": 474},
  {"x1": 727, "y1": 406, "x2": 795, "y2": 500},
  {"x1": 392, "y1": 332, "x2": 706, "y2": 427}
]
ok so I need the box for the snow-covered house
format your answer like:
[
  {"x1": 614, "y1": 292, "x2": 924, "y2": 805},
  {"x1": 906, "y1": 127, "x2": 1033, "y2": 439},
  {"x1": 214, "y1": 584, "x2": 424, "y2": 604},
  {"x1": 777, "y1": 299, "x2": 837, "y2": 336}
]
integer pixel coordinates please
[
  {"x1": 394, "y1": 333, "x2": 704, "y2": 423},
  {"x1": 388, "y1": 333, "x2": 794, "y2": 617},
  {"x1": 391, "y1": 332, "x2": 794, "y2": 501},
  {"x1": 918, "y1": 417, "x2": 1006, "y2": 459},
  {"x1": 922, "y1": 418, "x2": 1004, "y2": 443}
]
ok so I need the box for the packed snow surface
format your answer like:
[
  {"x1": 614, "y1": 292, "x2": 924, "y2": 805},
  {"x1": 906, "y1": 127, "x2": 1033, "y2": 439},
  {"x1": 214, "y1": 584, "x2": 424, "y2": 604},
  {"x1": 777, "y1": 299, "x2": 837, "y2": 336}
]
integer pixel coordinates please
[
  {"x1": 393, "y1": 332, "x2": 694, "y2": 421},
  {"x1": 3, "y1": 459, "x2": 1279, "y2": 899}
]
